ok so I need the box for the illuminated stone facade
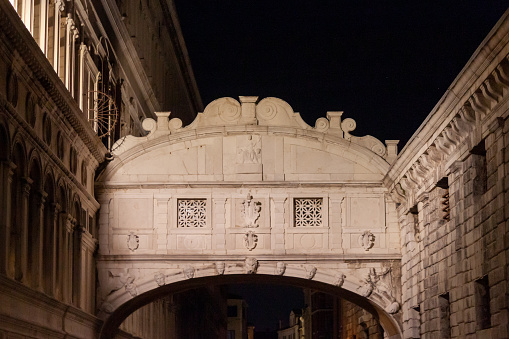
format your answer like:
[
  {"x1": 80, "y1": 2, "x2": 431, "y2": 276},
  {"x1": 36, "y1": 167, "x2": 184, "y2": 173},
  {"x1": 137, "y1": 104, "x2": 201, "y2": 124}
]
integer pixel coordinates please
[{"x1": 0, "y1": 1, "x2": 508, "y2": 338}]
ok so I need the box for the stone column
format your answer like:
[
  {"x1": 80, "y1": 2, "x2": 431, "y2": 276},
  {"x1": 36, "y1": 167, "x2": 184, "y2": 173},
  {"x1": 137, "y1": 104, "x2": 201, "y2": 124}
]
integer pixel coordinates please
[
  {"x1": 62, "y1": 214, "x2": 74, "y2": 303},
  {"x1": 50, "y1": 203, "x2": 61, "y2": 297},
  {"x1": 18, "y1": 177, "x2": 33, "y2": 283},
  {"x1": 81, "y1": 230, "x2": 96, "y2": 313},
  {"x1": 34, "y1": 190, "x2": 47, "y2": 291},
  {"x1": 0, "y1": 161, "x2": 15, "y2": 276}
]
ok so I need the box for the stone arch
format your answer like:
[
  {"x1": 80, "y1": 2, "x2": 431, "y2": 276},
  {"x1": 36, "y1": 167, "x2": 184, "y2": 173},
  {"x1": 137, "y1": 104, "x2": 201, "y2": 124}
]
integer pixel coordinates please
[{"x1": 99, "y1": 268, "x2": 402, "y2": 339}]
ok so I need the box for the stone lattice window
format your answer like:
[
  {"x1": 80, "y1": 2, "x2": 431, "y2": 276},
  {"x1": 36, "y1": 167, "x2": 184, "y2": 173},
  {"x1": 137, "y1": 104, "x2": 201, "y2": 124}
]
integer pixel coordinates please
[
  {"x1": 177, "y1": 199, "x2": 207, "y2": 227},
  {"x1": 294, "y1": 198, "x2": 323, "y2": 227}
]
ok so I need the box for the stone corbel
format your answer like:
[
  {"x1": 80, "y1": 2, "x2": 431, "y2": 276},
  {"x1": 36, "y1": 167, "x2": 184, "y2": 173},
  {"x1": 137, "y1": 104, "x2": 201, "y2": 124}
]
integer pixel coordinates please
[
  {"x1": 434, "y1": 134, "x2": 453, "y2": 155},
  {"x1": 494, "y1": 62, "x2": 509, "y2": 87},
  {"x1": 484, "y1": 76, "x2": 503, "y2": 101},
  {"x1": 480, "y1": 77, "x2": 500, "y2": 104},
  {"x1": 427, "y1": 145, "x2": 442, "y2": 165},
  {"x1": 458, "y1": 103, "x2": 476, "y2": 123},
  {"x1": 469, "y1": 91, "x2": 490, "y2": 116}
]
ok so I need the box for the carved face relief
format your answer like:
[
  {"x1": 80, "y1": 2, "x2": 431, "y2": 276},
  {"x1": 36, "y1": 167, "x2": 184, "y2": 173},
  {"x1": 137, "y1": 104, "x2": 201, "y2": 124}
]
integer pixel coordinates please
[
  {"x1": 334, "y1": 273, "x2": 346, "y2": 287},
  {"x1": 183, "y1": 265, "x2": 195, "y2": 279},
  {"x1": 244, "y1": 231, "x2": 258, "y2": 251},
  {"x1": 305, "y1": 266, "x2": 317, "y2": 280},
  {"x1": 215, "y1": 261, "x2": 225, "y2": 275},
  {"x1": 155, "y1": 272, "x2": 165, "y2": 286},
  {"x1": 275, "y1": 262, "x2": 286, "y2": 276},
  {"x1": 244, "y1": 257, "x2": 258, "y2": 274}
]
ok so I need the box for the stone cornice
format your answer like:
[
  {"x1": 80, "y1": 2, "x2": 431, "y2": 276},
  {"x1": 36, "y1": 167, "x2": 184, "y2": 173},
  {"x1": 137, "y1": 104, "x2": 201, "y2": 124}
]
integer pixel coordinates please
[
  {"x1": 0, "y1": 2, "x2": 107, "y2": 164},
  {"x1": 96, "y1": 253, "x2": 402, "y2": 262},
  {"x1": 384, "y1": 9, "x2": 509, "y2": 208}
]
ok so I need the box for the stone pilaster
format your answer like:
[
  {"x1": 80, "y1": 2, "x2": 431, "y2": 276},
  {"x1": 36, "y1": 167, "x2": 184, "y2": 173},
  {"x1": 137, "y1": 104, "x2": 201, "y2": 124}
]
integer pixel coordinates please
[
  {"x1": 271, "y1": 195, "x2": 286, "y2": 252},
  {"x1": 212, "y1": 197, "x2": 227, "y2": 252}
]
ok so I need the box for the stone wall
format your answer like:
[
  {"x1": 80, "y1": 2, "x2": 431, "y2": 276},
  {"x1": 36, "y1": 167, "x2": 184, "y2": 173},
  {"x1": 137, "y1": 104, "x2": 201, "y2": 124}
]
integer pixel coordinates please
[{"x1": 386, "y1": 9, "x2": 509, "y2": 339}]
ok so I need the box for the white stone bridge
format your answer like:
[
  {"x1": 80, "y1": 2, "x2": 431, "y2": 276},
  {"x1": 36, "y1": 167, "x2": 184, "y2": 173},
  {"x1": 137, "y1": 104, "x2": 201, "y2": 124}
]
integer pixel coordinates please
[{"x1": 95, "y1": 96, "x2": 403, "y2": 338}]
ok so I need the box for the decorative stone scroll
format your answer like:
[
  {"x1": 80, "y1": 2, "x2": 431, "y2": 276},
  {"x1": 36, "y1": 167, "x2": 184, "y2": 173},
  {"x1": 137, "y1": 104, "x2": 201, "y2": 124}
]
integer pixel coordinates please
[
  {"x1": 294, "y1": 198, "x2": 323, "y2": 227},
  {"x1": 177, "y1": 199, "x2": 206, "y2": 227}
]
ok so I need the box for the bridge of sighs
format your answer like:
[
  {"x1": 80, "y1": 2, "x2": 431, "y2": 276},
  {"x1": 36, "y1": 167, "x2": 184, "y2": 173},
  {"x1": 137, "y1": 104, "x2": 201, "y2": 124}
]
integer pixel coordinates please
[{"x1": 95, "y1": 96, "x2": 403, "y2": 338}]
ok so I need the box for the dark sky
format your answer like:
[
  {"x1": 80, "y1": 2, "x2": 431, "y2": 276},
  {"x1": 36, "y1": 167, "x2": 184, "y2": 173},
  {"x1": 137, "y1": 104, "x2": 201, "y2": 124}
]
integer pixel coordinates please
[{"x1": 174, "y1": 1, "x2": 507, "y2": 149}]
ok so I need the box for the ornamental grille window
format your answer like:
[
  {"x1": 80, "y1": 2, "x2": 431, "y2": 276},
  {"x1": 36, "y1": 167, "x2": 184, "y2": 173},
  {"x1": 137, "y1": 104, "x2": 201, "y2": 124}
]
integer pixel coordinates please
[
  {"x1": 177, "y1": 199, "x2": 206, "y2": 227},
  {"x1": 294, "y1": 198, "x2": 323, "y2": 227}
]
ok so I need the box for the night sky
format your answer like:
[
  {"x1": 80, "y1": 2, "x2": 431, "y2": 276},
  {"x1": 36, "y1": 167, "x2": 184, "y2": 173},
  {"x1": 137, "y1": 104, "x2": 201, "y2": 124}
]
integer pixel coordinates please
[
  {"x1": 172, "y1": 1, "x2": 508, "y2": 333},
  {"x1": 174, "y1": 1, "x2": 507, "y2": 148}
]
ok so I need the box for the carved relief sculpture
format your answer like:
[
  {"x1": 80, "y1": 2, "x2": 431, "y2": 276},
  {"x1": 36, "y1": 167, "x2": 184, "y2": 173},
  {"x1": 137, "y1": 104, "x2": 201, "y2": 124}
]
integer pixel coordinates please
[
  {"x1": 244, "y1": 231, "x2": 258, "y2": 251},
  {"x1": 122, "y1": 273, "x2": 137, "y2": 297},
  {"x1": 215, "y1": 261, "x2": 225, "y2": 275},
  {"x1": 127, "y1": 232, "x2": 139, "y2": 252},
  {"x1": 244, "y1": 257, "x2": 258, "y2": 274},
  {"x1": 334, "y1": 272, "x2": 346, "y2": 287},
  {"x1": 305, "y1": 265, "x2": 317, "y2": 280},
  {"x1": 358, "y1": 231, "x2": 375, "y2": 251},
  {"x1": 275, "y1": 262, "x2": 286, "y2": 276},
  {"x1": 358, "y1": 268, "x2": 400, "y2": 313},
  {"x1": 241, "y1": 193, "x2": 261, "y2": 227},
  {"x1": 154, "y1": 272, "x2": 165, "y2": 286},
  {"x1": 238, "y1": 135, "x2": 261, "y2": 164},
  {"x1": 183, "y1": 265, "x2": 195, "y2": 279}
]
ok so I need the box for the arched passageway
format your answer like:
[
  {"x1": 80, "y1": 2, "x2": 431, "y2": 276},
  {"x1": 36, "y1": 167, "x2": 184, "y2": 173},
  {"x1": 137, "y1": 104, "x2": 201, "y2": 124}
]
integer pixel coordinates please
[{"x1": 100, "y1": 274, "x2": 402, "y2": 338}]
